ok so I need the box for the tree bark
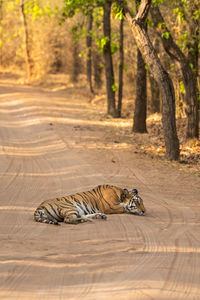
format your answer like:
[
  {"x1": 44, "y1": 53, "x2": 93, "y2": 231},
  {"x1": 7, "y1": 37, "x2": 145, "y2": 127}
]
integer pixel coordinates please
[
  {"x1": 187, "y1": 3, "x2": 199, "y2": 126},
  {"x1": 93, "y1": 49, "x2": 103, "y2": 89},
  {"x1": 86, "y1": 11, "x2": 94, "y2": 94},
  {"x1": 124, "y1": 0, "x2": 179, "y2": 160},
  {"x1": 149, "y1": 73, "x2": 160, "y2": 113},
  {"x1": 117, "y1": 17, "x2": 124, "y2": 117},
  {"x1": 133, "y1": 48, "x2": 147, "y2": 132},
  {"x1": 20, "y1": 0, "x2": 33, "y2": 81},
  {"x1": 133, "y1": 0, "x2": 147, "y2": 133},
  {"x1": 71, "y1": 40, "x2": 80, "y2": 83},
  {"x1": 103, "y1": 0, "x2": 116, "y2": 117},
  {"x1": 0, "y1": 0, "x2": 3, "y2": 66},
  {"x1": 150, "y1": 4, "x2": 199, "y2": 139},
  {"x1": 149, "y1": 38, "x2": 160, "y2": 113}
]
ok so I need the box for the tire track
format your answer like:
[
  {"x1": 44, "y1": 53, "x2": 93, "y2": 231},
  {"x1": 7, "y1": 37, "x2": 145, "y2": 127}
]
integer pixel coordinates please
[{"x1": 1, "y1": 82, "x2": 200, "y2": 299}]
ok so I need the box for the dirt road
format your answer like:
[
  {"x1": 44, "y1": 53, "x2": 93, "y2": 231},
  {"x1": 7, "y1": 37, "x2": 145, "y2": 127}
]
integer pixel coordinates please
[{"x1": 0, "y1": 80, "x2": 200, "y2": 300}]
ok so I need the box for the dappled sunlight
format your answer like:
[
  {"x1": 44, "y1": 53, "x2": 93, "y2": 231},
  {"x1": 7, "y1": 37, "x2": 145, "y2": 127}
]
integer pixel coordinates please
[
  {"x1": 0, "y1": 105, "x2": 91, "y2": 115},
  {"x1": 0, "y1": 142, "x2": 67, "y2": 156},
  {"x1": 0, "y1": 164, "x2": 92, "y2": 177},
  {"x1": 67, "y1": 140, "x2": 133, "y2": 150},
  {"x1": 1, "y1": 245, "x2": 200, "y2": 267},
  {"x1": 0, "y1": 206, "x2": 34, "y2": 211},
  {"x1": 147, "y1": 113, "x2": 162, "y2": 122},
  {"x1": 0, "y1": 172, "x2": 105, "y2": 180},
  {"x1": 0, "y1": 259, "x2": 87, "y2": 268},
  {"x1": 0, "y1": 115, "x2": 132, "y2": 129}
]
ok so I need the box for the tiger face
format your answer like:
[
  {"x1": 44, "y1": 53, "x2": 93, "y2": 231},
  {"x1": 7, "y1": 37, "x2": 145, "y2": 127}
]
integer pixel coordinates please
[{"x1": 121, "y1": 188, "x2": 146, "y2": 216}]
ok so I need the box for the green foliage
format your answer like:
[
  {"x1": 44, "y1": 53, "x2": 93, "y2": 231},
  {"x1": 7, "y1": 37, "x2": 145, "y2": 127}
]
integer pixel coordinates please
[
  {"x1": 179, "y1": 81, "x2": 186, "y2": 94},
  {"x1": 93, "y1": 7, "x2": 103, "y2": 28},
  {"x1": 61, "y1": 0, "x2": 124, "y2": 59},
  {"x1": 95, "y1": 33, "x2": 119, "y2": 55},
  {"x1": 110, "y1": 33, "x2": 119, "y2": 54},
  {"x1": 152, "y1": 0, "x2": 164, "y2": 6},
  {"x1": 78, "y1": 50, "x2": 87, "y2": 58},
  {"x1": 111, "y1": 2, "x2": 124, "y2": 20},
  {"x1": 173, "y1": 1, "x2": 200, "y2": 24},
  {"x1": 178, "y1": 32, "x2": 189, "y2": 49},
  {"x1": 62, "y1": 0, "x2": 99, "y2": 20},
  {"x1": 124, "y1": 64, "x2": 128, "y2": 72},
  {"x1": 158, "y1": 22, "x2": 167, "y2": 30},
  {"x1": 7, "y1": 1, "x2": 15, "y2": 11},
  {"x1": 157, "y1": 22, "x2": 171, "y2": 39},
  {"x1": 6, "y1": 0, "x2": 59, "y2": 20},
  {"x1": 189, "y1": 63, "x2": 196, "y2": 74},
  {"x1": 71, "y1": 23, "x2": 86, "y2": 42},
  {"x1": 145, "y1": 18, "x2": 153, "y2": 27},
  {"x1": 111, "y1": 41, "x2": 119, "y2": 54},
  {"x1": 162, "y1": 31, "x2": 170, "y2": 39},
  {"x1": 96, "y1": 35, "x2": 108, "y2": 52},
  {"x1": 193, "y1": 10, "x2": 200, "y2": 20},
  {"x1": 112, "y1": 82, "x2": 118, "y2": 92},
  {"x1": 173, "y1": 7, "x2": 185, "y2": 23}
]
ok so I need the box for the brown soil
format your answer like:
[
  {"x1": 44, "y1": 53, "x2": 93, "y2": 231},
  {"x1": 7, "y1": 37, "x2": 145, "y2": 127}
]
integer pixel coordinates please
[{"x1": 0, "y1": 74, "x2": 200, "y2": 299}]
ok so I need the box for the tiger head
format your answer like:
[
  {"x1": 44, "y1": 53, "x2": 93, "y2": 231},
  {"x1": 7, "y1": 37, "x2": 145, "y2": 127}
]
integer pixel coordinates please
[{"x1": 121, "y1": 188, "x2": 146, "y2": 216}]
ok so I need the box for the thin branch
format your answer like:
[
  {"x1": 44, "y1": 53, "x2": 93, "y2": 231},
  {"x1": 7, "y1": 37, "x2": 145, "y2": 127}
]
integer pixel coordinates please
[{"x1": 136, "y1": 0, "x2": 152, "y2": 22}]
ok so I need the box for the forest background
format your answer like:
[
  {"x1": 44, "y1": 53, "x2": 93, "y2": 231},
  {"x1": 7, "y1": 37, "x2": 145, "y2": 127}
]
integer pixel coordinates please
[{"x1": 0, "y1": 0, "x2": 199, "y2": 170}]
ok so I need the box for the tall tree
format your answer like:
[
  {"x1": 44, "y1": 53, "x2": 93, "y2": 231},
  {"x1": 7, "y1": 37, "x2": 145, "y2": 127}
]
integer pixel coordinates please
[
  {"x1": 62, "y1": 0, "x2": 117, "y2": 116},
  {"x1": 20, "y1": 0, "x2": 33, "y2": 81},
  {"x1": 0, "y1": 0, "x2": 3, "y2": 66},
  {"x1": 186, "y1": 2, "x2": 199, "y2": 80},
  {"x1": 117, "y1": 15, "x2": 124, "y2": 117},
  {"x1": 150, "y1": 4, "x2": 199, "y2": 139},
  {"x1": 86, "y1": 10, "x2": 94, "y2": 94},
  {"x1": 133, "y1": 0, "x2": 147, "y2": 133},
  {"x1": 93, "y1": 48, "x2": 103, "y2": 89},
  {"x1": 71, "y1": 39, "x2": 81, "y2": 83},
  {"x1": 103, "y1": 0, "x2": 116, "y2": 116},
  {"x1": 121, "y1": 0, "x2": 180, "y2": 160},
  {"x1": 149, "y1": 38, "x2": 160, "y2": 113},
  {"x1": 133, "y1": 48, "x2": 147, "y2": 132}
]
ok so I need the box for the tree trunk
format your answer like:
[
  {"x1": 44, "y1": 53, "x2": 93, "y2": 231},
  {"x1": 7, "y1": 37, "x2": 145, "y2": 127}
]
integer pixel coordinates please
[
  {"x1": 117, "y1": 17, "x2": 124, "y2": 117},
  {"x1": 20, "y1": 0, "x2": 33, "y2": 81},
  {"x1": 149, "y1": 73, "x2": 160, "y2": 113},
  {"x1": 150, "y1": 4, "x2": 199, "y2": 139},
  {"x1": 71, "y1": 41, "x2": 80, "y2": 83},
  {"x1": 133, "y1": 48, "x2": 147, "y2": 132},
  {"x1": 86, "y1": 11, "x2": 94, "y2": 94},
  {"x1": 132, "y1": 0, "x2": 147, "y2": 132},
  {"x1": 124, "y1": 0, "x2": 179, "y2": 160},
  {"x1": 149, "y1": 38, "x2": 160, "y2": 113},
  {"x1": 0, "y1": 0, "x2": 3, "y2": 66},
  {"x1": 187, "y1": 4, "x2": 199, "y2": 133},
  {"x1": 103, "y1": 0, "x2": 116, "y2": 117},
  {"x1": 93, "y1": 49, "x2": 103, "y2": 89}
]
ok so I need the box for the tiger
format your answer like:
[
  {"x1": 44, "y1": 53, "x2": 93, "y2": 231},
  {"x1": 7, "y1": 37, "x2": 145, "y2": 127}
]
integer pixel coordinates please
[{"x1": 34, "y1": 184, "x2": 146, "y2": 225}]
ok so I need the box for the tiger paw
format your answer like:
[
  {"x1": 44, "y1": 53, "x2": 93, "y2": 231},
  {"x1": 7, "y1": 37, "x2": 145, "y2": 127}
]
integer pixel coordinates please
[{"x1": 95, "y1": 213, "x2": 107, "y2": 220}]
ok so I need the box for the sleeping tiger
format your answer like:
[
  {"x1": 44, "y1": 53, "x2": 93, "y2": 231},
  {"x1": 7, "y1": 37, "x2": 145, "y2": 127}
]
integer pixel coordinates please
[{"x1": 34, "y1": 184, "x2": 146, "y2": 225}]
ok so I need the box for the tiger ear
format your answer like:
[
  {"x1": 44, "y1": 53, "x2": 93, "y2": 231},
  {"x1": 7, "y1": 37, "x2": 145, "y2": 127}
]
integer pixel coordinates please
[
  {"x1": 121, "y1": 189, "x2": 129, "y2": 202},
  {"x1": 132, "y1": 189, "x2": 138, "y2": 194}
]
